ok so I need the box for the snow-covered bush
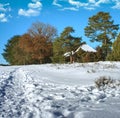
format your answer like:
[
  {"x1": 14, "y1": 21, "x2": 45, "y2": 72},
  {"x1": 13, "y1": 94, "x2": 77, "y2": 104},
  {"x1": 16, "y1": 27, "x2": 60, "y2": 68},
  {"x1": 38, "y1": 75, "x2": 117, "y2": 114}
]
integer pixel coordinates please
[{"x1": 95, "y1": 76, "x2": 114, "y2": 89}]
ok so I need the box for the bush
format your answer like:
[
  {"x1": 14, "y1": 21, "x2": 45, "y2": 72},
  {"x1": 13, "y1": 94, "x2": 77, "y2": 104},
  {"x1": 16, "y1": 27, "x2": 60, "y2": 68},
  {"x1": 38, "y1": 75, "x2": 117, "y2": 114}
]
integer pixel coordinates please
[{"x1": 95, "y1": 76, "x2": 114, "y2": 89}]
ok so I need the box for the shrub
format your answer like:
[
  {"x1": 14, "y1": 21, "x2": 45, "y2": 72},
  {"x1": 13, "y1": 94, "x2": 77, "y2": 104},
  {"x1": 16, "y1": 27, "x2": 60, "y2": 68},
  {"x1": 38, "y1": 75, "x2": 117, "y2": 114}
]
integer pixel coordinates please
[{"x1": 95, "y1": 76, "x2": 114, "y2": 89}]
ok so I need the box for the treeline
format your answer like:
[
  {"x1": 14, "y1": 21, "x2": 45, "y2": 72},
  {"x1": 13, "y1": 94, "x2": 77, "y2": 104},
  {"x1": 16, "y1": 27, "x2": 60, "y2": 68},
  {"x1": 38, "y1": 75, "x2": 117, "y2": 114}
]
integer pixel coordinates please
[
  {"x1": 3, "y1": 22, "x2": 56, "y2": 65},
  {"x1": 2, "y1": 12, "x2": 120, "y2": 65}
]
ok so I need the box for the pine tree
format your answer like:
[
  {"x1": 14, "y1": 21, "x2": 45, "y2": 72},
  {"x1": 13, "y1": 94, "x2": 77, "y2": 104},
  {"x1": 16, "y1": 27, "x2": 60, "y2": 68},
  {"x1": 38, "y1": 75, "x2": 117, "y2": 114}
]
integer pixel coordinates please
[
  {"x1": 85, "y1": 12, "x2": 119, "y2": 60},
  {"x1": 52, "y1": 27, "x2": 83, "y2": 63},
  {"x1": 107, "y1": 33, "x2": 120, "y2": 61},
  {"x1": 52, "y1": 37, "x2": 65, "y2": 63},
  {"x1": 2, "y1": 35, "x2": 22, "y2": 65}
]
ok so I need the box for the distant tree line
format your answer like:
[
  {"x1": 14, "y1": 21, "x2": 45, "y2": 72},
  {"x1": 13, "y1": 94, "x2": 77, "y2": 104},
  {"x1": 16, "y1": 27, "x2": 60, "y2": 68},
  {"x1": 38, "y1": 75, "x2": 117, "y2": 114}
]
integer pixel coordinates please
[{"x1": 2, "y1": 11, "x2": 120, "y2": 65}]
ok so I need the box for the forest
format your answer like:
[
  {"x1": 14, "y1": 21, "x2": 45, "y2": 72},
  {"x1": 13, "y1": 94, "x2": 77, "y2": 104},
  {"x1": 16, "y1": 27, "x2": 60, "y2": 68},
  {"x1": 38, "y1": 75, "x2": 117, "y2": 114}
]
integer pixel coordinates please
[{"x1": 2, "y1": 11, "x2": 120, "y2": 65}]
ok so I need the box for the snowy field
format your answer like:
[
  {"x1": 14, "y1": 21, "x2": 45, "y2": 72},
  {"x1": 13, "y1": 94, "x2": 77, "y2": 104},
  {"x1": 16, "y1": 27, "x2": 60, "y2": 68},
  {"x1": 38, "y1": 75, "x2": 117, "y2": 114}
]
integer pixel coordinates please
[{"x1": 0, "y1": 61, "x2": 120, "y2": 118}]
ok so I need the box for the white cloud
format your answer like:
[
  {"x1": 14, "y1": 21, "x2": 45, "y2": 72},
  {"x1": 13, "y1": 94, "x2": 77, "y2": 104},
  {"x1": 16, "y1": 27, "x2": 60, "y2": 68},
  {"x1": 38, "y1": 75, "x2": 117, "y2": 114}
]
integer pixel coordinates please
[
  {"x1": 18, "y1": 9, "x2": 39, "y2": 17},
  {"x1": 0, "y1": 3, "x2": 11, "y2": 22},
  {"x1": 0, "y1": 5, "x2": 6, "y2": 12},
  {"x1": 0, "y1": 13, "x2": 5, "y2": 18},
  {"x1": 84, "y1": 6, "x2": 95, "y2": 10},
  {"x1": 84, "y1": 0, "x2": 109, "y2": 10},
  {"x1": 61, "y1": 7, "x2": 79, "y2": 11},
  {"x1": 0, "y1": 3, "x2": 11, "y2": 12},
  {"x1": 52, "y1": 0, "x2": 120, "y2": 11},
  {"x1": 18, "y1": 0, "x2": 42, "y2": 17},
  {"x1": 89, "y1": 0, "x2": 95, "y2": 3},
  {"x1": 53, "y1": 0, "x2": 88, "y2": 11},
  {"x1": 53, "y1": 0, "x2": 62, "y2": 7},
  {"x1": 1, "y1": 17, "x2": 7, "y2": 22},
  {"x1": 68, "y1": 0, "x2": 109, "y2": 9},
  {"x1": 94, "y1": 0, "x2": 109, "y2": 7},
  {"x1": 112, "y1": 0, "x2": 120, "y2": 9},
  {"x1": 28, "y1": 1, "x2": 42, "y2": 9},
  {"x1": 0, "y1": 13, "x2": 7, "y2": 22},
  {"x1": 68, "y1": 0, "x2": 88, "y2": 8}
]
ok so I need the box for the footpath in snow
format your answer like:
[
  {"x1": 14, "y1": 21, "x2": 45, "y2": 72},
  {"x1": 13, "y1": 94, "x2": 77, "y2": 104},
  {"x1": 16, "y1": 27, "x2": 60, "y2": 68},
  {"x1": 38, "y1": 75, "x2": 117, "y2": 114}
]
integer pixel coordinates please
[{"x1": 0, "y1": 61, "x2": 120, "y2": 118}]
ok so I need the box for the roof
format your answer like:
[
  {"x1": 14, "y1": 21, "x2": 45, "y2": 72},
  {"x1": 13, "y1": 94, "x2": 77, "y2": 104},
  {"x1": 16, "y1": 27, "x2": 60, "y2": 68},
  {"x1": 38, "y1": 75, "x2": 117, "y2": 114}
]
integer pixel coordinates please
[
  {"x1": 64, "y1": 44, "x2": 96, "y2": 57},
  {"x1": 79, "y1": 44, "x2": 96, "y2": 53}
]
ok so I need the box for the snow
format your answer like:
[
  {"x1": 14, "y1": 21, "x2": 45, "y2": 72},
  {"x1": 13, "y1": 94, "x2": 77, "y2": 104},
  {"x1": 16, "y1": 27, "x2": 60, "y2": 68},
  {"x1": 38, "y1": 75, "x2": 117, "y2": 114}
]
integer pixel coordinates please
[
  {"x1": 64, "y1": 44, "x2": 96, "y2": 57},
  {"x1": 79, "y1": 44, "x2": 96, "y2": 52},
  {"x1": 0, "y1": 61, "x2": 120, "y2": 118},
  {"x1": 64, "y1": 52, "x2": 71, "y2": 57}
]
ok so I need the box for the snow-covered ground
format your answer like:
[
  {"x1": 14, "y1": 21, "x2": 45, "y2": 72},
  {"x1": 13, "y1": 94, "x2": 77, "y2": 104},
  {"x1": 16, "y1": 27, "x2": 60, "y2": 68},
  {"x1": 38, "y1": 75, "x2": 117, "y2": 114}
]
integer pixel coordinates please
[{"x1": 0, "y1": 61, "x2": 120, "y2": 118}]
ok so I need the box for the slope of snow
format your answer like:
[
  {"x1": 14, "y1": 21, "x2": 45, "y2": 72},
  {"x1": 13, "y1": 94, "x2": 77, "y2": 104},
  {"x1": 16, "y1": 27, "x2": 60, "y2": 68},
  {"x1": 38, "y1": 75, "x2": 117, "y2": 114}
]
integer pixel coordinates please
[{"x1": 0, "y1": 61, "x2": 120, "y2": 118}]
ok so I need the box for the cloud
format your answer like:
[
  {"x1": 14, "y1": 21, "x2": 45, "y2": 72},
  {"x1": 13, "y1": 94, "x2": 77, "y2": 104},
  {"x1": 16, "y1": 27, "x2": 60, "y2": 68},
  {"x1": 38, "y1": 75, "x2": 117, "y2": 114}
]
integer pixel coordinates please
[
  {"x1": 68, "y1": 0, "x2": 109, "y2": 9},
  {"x1": 53, "y1": 0, "x2": 88, "y2": 11},
  {"x1": 89, "y1": 0, "x2": 96, "y2": 3},
  {"x1": 0, "y1": 3, "x2": 11, "y2": 12},
  {"x1": 28, "y1": 1, "x2": 42, "y2": 9},
  {"x1": 84, "y1": 0, "x2": 109, "y2": 10},
  {"x1": 0, "y1": 3, "x2": 10, "y2": 12},
  {"x1": 0, "y1": 3, "x2": 11, "y2": 22},
  {"x1": 53, "y1": 0, "x2": 62, "y2": 7},
  {"x1": 112, "y1": 0, "x2": 120, "y2": 9},
  {"x1": 0, "y1": 13, "x2": 7, "y2": 22},
  {"x1": 52, "y1": 0, "x2": 120, "y2": 11},
  {"x1": 0, "y1": 4, "x2": 6, "y2": 12},
  {"x1": 84, "y1": 6, "x2": 95, "y2": 10},
  {"x1": 18, "y1": 0, "x2": 42, "y2": 17},
  {"x1": 68, "y1": 0, "x2": 88, "y2": 8},
  {"x1": 18, "y1": 9, "x2": 40, "y2": 17},
  {"x1": 61, "y1": 7, "x2": 79, "y2": 11},
  {"x1": 94, "y1": 0, "x2": 109, "y2": 7}
]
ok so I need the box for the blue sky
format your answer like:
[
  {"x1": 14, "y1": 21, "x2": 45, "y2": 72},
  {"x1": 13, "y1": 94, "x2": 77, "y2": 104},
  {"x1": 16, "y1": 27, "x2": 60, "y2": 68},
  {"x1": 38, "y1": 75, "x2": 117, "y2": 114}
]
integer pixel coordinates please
[{"x1": 0, "y1": 0, "x2": 120, "y2": 64}]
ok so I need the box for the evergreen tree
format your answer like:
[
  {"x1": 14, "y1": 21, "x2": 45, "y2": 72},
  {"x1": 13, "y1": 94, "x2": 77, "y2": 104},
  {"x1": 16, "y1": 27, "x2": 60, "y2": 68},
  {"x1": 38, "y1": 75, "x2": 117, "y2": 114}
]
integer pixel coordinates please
[
  {"x1": 85, "y1": 12, "x2": 119, "y2": 60},
  {"x1": 2, "y1": 35, "x2": 22, "y2": 65},
  {"x1": 107, "y1": 33, "x2": 120, "y2": 61},
  {"x1": 52, "y1": 37, "x2": 66, "y2": 63},
  {"x1": 52, "y1": 27, "x2": 83, "y2": 63}
]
